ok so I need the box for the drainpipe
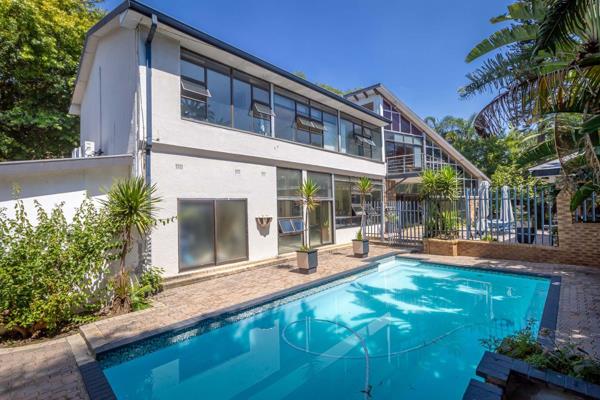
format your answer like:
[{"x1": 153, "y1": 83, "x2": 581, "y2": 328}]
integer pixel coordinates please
[{"x1": 144, "y1": 14, "x2": 158, "y2": 185}]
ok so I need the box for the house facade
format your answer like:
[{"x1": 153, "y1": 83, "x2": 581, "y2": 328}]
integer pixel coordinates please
[
  {"x1": 345, "y1": 85, "x2": 488, "y2": 200},
  {"x1": 66, "y1": 1, "x2": 487, "y2": 277}
]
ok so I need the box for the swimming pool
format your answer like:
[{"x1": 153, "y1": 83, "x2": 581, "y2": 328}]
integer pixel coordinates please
[{"x1": 99, "y1": 257, "x2": 551, "y2": 399}]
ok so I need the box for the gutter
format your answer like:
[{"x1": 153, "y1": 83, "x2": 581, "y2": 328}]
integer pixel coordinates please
[{"x1": 144, "y1": 14, "x2": 157, "y2": 185}]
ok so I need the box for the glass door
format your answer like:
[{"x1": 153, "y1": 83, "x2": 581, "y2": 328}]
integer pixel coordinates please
[
  {"x1": 178, "y1": 199, "x2": 248, "y2": 270},
  {"x1": 309, "y1": 201, "x2": 333, "y2": 248}
]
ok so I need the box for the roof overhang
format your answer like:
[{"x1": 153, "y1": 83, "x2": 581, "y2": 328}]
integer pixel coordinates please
[
  {"x1": 70, "y1": 1, "x2": 390, "y2": 127},
  {"x1": 347, "y1": 84, "x2": 490, "y2": 181}
]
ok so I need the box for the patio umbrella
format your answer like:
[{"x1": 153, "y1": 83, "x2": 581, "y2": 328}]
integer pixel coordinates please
[
  {"x1": 477, "y1": 181, "x2": 490, "y2": 234},
  {"x1": 499, "y1": 185, "x2": 513, "y2": 229}
]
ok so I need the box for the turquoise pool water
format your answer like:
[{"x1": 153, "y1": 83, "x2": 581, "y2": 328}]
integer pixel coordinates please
[{"x1": 101, "y1": 258, "x2": 550, "y2": 399}]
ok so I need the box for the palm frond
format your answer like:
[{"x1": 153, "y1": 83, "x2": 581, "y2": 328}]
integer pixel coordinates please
[
  {"x1": 466, "y1": 25, "x2": 538, "y2": 62},
  {"x1": 518, "y1": 137, "x2": 557, "y2": 166},
  {"x1": 460, "y1": 52, "x2": 533, "y2": 98},
  {"x1": 535, "y1": 0, "x2": 592, "y2": 53},
  {"x1": 474, "y1": 64, "x2": 600, "y2": 136}
]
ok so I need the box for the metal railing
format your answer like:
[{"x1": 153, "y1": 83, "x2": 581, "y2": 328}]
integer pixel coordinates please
[
  {"x1": 362, "y1": 185, "x2": 559, "y2": 247},
  {"x1": 573, "y1": 192, "x2": 599, "y2": 223},
  {"x1": 386, "y1": 154, "x2": 457, "y2": 176}
]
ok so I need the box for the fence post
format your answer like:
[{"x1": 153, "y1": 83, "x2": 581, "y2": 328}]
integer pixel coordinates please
[{"x1": 380, "y1": 201, "x2": 384, "y2": 242}]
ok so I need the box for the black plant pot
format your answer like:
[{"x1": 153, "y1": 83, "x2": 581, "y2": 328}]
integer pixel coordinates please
[{"x1": 516, "y1": 226, "x2": 536, "y2": 244}]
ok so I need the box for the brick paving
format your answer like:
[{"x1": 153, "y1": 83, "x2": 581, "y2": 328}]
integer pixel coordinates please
[{"x1": 1, "y1": 244, "x2": 600, "y2": 399}]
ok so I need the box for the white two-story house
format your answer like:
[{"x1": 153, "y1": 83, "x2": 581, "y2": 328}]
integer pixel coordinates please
[{"x1": 69, "y1": 1, "x2": 389, "y2": 277}]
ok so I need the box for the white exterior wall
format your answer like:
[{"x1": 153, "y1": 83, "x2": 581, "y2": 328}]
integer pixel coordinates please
[
  {"x1": 150, "y1": 152, "x2": 277, "y2": 276},
  {"x1": 141, "y1": 32, "x2": 387, "y2": 275},
  {"x1": 0, "y1": 163, "x2": 130, "y2": 222},
  {"x1": 80, "y1": 28, "x2": 139, "y2": 156}
]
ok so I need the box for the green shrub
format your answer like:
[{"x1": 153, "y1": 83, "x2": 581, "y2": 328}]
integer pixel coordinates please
[
  {"x1": 480, "y1": 321, "x2": 600, "y2": 384},
  {"x1": 0, "y1": 199, "x2": 117, "y2": 337},
  {"x1": 139, "y1": 266, "x2": 164, "y2": 295}
]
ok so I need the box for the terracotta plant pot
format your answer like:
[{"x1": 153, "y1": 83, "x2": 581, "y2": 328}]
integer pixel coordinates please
[
  {"x1": 352, "y1": 239, "x2": 369, "y2": 257},
  {"x1": 296, "y1": 249, "x2": 318, "y2": 274}
]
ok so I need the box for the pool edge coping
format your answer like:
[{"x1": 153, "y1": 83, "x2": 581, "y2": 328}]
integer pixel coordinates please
[{"x1": 78, "y1": 252, "x2": 561, "y2": 400}]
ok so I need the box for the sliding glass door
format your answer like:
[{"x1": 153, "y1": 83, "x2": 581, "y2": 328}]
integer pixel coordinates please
[{"x1": 178, "y1": 199, "x2": 248, "y2": 270}]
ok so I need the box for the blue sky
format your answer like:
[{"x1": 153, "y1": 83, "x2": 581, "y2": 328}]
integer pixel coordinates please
[{"x1": 101, "y1": 0, "x2": 511, "y2": 121}]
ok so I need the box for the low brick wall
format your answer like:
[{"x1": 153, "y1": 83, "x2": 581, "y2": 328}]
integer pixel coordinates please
[{"x1": 424, "y1": 191, "x2": 600, "y2": 267}]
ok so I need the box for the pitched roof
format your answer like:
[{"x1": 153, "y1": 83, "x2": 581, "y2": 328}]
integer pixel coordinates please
[{"x1": 345, "y1": 84, "x2": 489, "y2": 181}]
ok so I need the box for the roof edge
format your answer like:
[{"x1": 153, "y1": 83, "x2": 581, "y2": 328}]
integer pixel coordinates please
[
  {"x1": 349, "y1": 83, "x2": 490, "y2": 181},
  {"x1": 70, "y1": 0, "x2": 389, "y2": 124}
]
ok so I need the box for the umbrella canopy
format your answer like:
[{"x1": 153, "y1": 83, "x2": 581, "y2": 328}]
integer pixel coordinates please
[
  {"x1": 499, "y1": 186, "x2": 513, "y2": 225},
  {"x1": 477, "y1": 181, "x2": 490, "y2": 233}
]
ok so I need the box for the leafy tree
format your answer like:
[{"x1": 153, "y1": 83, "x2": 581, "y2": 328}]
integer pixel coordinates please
[
  {"x1": 0, "y1": 0, "x2": 104, "y2": 161},
  {"x1": 491, "y1": 164, "x2": 541, "y2": 188},
  {"x1": 425, "y1": 115, "x2": 528, "y2": 178},
  {"x1": 472, "y1": 0, "x2": 600, "y2": 210}
]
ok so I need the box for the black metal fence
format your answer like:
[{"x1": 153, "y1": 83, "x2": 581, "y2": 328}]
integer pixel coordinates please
[{"x1": 363, "y1": 186, "x2": 559, "y2": 247}]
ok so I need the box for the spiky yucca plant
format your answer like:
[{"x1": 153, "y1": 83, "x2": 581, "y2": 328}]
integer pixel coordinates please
[
  {"x1": 354, "y1": 177, "x2": 373, "y2": 240},
  {"x1": 101, "y1": 177, "x2": 161, "y2": 313},
  {"x1": 298, "y1": 179, "x2": 320, "y2": 250}
]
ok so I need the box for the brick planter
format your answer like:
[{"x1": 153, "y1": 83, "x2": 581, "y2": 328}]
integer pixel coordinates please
[{"x1": 423, "y1": 238, "x2": 459, "y2": 256}]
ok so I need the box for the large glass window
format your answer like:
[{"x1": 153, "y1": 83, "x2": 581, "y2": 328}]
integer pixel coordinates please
[
  {"x1": 341, "y1": 115, "x2": 381, "y2": 161},
  {"x1": 323, "y1": 112, "x2": 338, "y2": 151},
  {"x1": 307, "y1": 172, "x2": 333, "y2": 247},
  {"x1": 178, "y1": 199, "x2": 248, "y2": 269},
  {"x1": 334, "y1": 176, "x2": 382, "y2": 228},
  {"x1": 233, "y1": 71, "x2": 272, "y2": 135},
  {"x1": 274, "y1": 90, "x2": 328, "y2": 148},
  {"x1": 277, "y1": 168, "x2": 303, "y2": 254},
  {"x1": 207, "y1": 68, "x2": 231, "y2": 127},
  {"x1": 274, "y1": 94, "x2": 295, "y2": 141},
  {"x1": 180, "y1": 49, "x2": 272, "y2": 133}
]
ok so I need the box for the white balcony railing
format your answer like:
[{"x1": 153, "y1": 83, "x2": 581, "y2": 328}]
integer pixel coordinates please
[{"x1": 386, "y1": 154, "x2": 454, "y2": 176}]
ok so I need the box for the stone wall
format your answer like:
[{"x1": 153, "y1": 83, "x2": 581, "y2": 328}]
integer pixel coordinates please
[{"x1": 424, "y1": 191, "x2": 600, "y2": 267}]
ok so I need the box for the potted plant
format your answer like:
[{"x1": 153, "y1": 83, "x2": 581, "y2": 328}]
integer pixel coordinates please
[
  {"x1": 353, "y1": 229, "x2": 369, "y2": 257},
  {"x1": 352, "y1": 177, "x2": 373, "y2": 257},
  {"x1": 296, "y1": 178, "x2": 320, "y2": 274}
]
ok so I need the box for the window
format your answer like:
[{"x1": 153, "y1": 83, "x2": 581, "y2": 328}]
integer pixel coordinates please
[
  {"x1": 233, "y1": 72, "x2": 272, "y2": 135},
  {"x1": 335, "y1": 176, "x2": 382, "y2": 227},
  {"x1": 178, "y1": 199, "x2": 248, "y2": 269},
  {"x1": 277, "y1": 168, "x2": 303, "y2": 254},
  {"x1": 274, "y1": 89, "x2": 340, "y2": 149},
  {"x1": 207, "y1": 68, "x2": 231, "y2": 126},
  {"x1": 180, "y1": 49, "x2": 272, "y2": 133},
  {"x1": 307, "y1": 172, "x2": 333, "y2": 247},
  {"x1": 323, "y1": 112, "x2": 338, "y2": 151},
  {"x1": 341, "y1": 114, "x2": 381, "y2": 160}
]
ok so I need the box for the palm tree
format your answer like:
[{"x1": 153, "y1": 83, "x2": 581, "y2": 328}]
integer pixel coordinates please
[
  {"x1": 102, "y1": 177, "x2": 161, "y2": 313},
  {"x1": 420, "y1": 167, "x2": 461, "y2": 238},
  {"x1": 298, "y1": 179, "x2": 320, "y2": 249},
  {"x1": 461, "y1": 0, "x2": 550, "y2": 99},
  {"x1": 354, "y1": 177, "x2": 373, "y2": 239},
  {"x1": 473, "y1": 0, "x2": 600, "y2": 209}
]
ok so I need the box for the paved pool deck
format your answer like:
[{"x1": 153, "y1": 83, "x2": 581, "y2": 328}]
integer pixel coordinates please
[{"x1": 1, "y1": 245, "x2": 600, "y2": 400}]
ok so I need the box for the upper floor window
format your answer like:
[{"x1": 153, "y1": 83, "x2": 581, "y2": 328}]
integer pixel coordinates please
[
  {"x1": 274, "y1": 88, "x2": 338, "y2": 150},
  {"x1": 341, "y1": 114, "x2": 381, "y2": 161},
  {"x1": 180, "y1": 49, "x2": 272, "y2": 134},
  {"x1": 232, "y1": 70, "x2": 271, "y2": 135},
  {"x1": 382, "y1": 99, "x2": 422, "y2": 136}
]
